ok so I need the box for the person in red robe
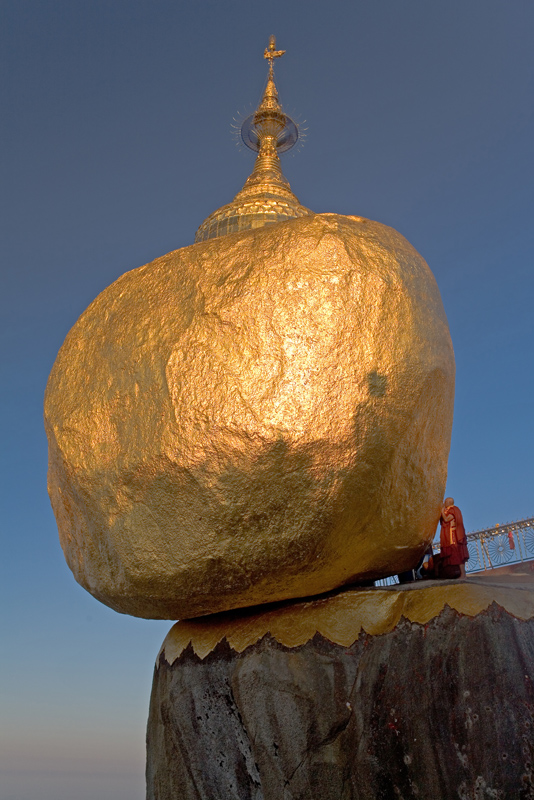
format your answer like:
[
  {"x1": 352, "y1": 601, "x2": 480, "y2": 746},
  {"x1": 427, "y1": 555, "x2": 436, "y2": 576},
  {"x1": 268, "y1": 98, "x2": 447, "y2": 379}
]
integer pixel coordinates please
[{"x1": 439, "y1": 497, "x2": 469, "y2": 578}]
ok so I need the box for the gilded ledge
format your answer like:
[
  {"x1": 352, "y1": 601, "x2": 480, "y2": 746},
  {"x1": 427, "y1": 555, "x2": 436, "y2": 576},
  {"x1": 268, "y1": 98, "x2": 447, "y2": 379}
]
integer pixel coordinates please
[{"x1": 159, "y1": 576, "x2": 534, "y2": 663}]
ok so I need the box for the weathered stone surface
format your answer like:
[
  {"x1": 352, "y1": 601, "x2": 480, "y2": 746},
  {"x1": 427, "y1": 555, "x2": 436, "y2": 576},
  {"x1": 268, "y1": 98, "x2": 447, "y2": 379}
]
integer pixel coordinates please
[
  {"x1": 45, "y1": 213, "x2": 454, "y2": 619},
  {"x1": 147, "y1": 596, "x2": 534, "y2": 799}
]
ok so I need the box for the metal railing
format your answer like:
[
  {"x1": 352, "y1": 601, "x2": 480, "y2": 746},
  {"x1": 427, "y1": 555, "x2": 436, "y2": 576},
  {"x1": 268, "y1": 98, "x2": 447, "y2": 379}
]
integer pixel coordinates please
[
  {"x1": 445, "y1": 516, "x2": 534, "y2": 574},
  {"x1": 376, "y1": 516, "x2": 534, "y2": 586}
]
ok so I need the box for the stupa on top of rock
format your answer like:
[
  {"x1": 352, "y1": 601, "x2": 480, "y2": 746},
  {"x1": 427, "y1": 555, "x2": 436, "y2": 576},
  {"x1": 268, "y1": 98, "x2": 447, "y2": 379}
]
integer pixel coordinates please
[
  {"x1": 195, "y1": 35, "x2": 311, "y2": 241},
  {"x1": 44, "y1": 36, "x2": 455, "y2": 621}
]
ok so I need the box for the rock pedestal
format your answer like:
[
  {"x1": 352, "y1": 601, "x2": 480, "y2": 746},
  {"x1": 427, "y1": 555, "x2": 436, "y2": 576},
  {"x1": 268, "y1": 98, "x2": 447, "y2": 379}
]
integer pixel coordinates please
[{"x1": 147, "y1": 577, "x2": 534, "y2": 799}]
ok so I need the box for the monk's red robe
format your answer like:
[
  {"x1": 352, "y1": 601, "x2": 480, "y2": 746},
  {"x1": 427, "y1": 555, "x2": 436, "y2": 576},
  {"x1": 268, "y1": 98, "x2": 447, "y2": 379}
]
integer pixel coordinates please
[{"x1": 440, "y1": 505, "x2": 469, "y2": 566}]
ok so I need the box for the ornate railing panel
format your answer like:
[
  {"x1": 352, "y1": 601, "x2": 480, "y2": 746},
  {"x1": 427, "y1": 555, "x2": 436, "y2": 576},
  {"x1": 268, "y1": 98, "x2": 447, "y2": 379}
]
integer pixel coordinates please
[{"x1": 444, "y1": 517, "x2": 534, "y2": 574}]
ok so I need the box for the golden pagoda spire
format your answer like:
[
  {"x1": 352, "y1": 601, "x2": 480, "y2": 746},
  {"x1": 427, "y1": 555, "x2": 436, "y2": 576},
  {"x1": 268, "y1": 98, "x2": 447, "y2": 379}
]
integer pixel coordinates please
[
  {"x1": 195, "y1": 36, "x2": 311, "y2": 243},
  {"x1": 264, "y1": 34, "x2": 286, "y2": 74}
]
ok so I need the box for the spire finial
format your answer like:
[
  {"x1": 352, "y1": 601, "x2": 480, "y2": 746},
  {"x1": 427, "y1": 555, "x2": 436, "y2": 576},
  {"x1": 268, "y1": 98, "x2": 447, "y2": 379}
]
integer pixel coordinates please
[
  {"x1": 240, "y1": 35, "x2": 297, "y2": 156},
  {"x1": 264, "y1": 34, "x2": 286, "y2": 78}
]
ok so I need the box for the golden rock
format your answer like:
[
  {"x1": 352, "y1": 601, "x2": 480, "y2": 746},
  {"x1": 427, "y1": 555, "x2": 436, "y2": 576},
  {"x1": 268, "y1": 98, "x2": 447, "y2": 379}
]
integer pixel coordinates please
[{"x1": 45, "y1": 212, "x2": 454, "y2": 619}]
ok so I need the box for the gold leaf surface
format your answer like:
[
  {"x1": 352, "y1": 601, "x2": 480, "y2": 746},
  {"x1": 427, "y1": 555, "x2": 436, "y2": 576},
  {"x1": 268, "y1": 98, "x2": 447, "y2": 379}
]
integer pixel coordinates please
[{"x1": 45, "y1": 214, "x2": 454, "y2": 619}]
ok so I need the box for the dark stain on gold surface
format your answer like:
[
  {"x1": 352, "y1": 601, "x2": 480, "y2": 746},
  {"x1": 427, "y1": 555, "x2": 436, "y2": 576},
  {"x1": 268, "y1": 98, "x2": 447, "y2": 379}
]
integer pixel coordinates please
[{"x1": 367, "y1": 371, "x2": 388, "y2": 397}]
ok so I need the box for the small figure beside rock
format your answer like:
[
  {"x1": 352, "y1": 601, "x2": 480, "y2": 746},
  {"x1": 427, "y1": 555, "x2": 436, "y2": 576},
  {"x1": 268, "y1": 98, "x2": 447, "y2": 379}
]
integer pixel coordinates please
[
  {"x1": 438, "y1": 497, "x2": 469, "y2": 578},
  {"x1": 398, "y1": 499, "x2": 469, "y2": 583}
]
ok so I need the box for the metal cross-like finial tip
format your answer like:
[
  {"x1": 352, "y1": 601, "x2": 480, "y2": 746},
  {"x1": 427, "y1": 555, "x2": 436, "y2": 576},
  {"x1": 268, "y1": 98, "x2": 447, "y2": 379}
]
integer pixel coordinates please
[{"x1": 264, "y1": 35, "x2": 285, "y2": 73}]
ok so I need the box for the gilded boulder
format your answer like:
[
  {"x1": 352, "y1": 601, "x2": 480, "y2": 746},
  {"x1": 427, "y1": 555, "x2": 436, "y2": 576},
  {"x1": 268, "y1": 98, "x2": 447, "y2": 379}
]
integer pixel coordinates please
[{"x1": 44, "y1": 213, "x2": 454, "y2": 619}]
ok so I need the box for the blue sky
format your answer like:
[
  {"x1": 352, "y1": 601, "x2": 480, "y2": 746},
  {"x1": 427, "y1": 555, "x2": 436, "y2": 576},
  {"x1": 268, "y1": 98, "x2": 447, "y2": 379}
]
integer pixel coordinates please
[{"x1": 1, "y1": 1, "x2": 533, "y2": 798}]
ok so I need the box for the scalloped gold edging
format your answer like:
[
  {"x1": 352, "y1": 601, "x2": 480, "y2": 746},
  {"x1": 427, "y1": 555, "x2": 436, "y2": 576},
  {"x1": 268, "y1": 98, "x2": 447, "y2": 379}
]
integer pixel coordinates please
[{"x1": 159, "y1": 577, "x2": 534, "y2": 664}]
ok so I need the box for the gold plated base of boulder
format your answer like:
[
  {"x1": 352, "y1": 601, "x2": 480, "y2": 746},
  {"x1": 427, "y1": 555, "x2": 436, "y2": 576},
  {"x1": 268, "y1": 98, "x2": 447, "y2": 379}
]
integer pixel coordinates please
[
  {"x1": 148, "y1": 576, "x2": 534, "y2": 800},
  {"x1": 159, "y1": 573, "x2": 534, "y2": 661}
]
